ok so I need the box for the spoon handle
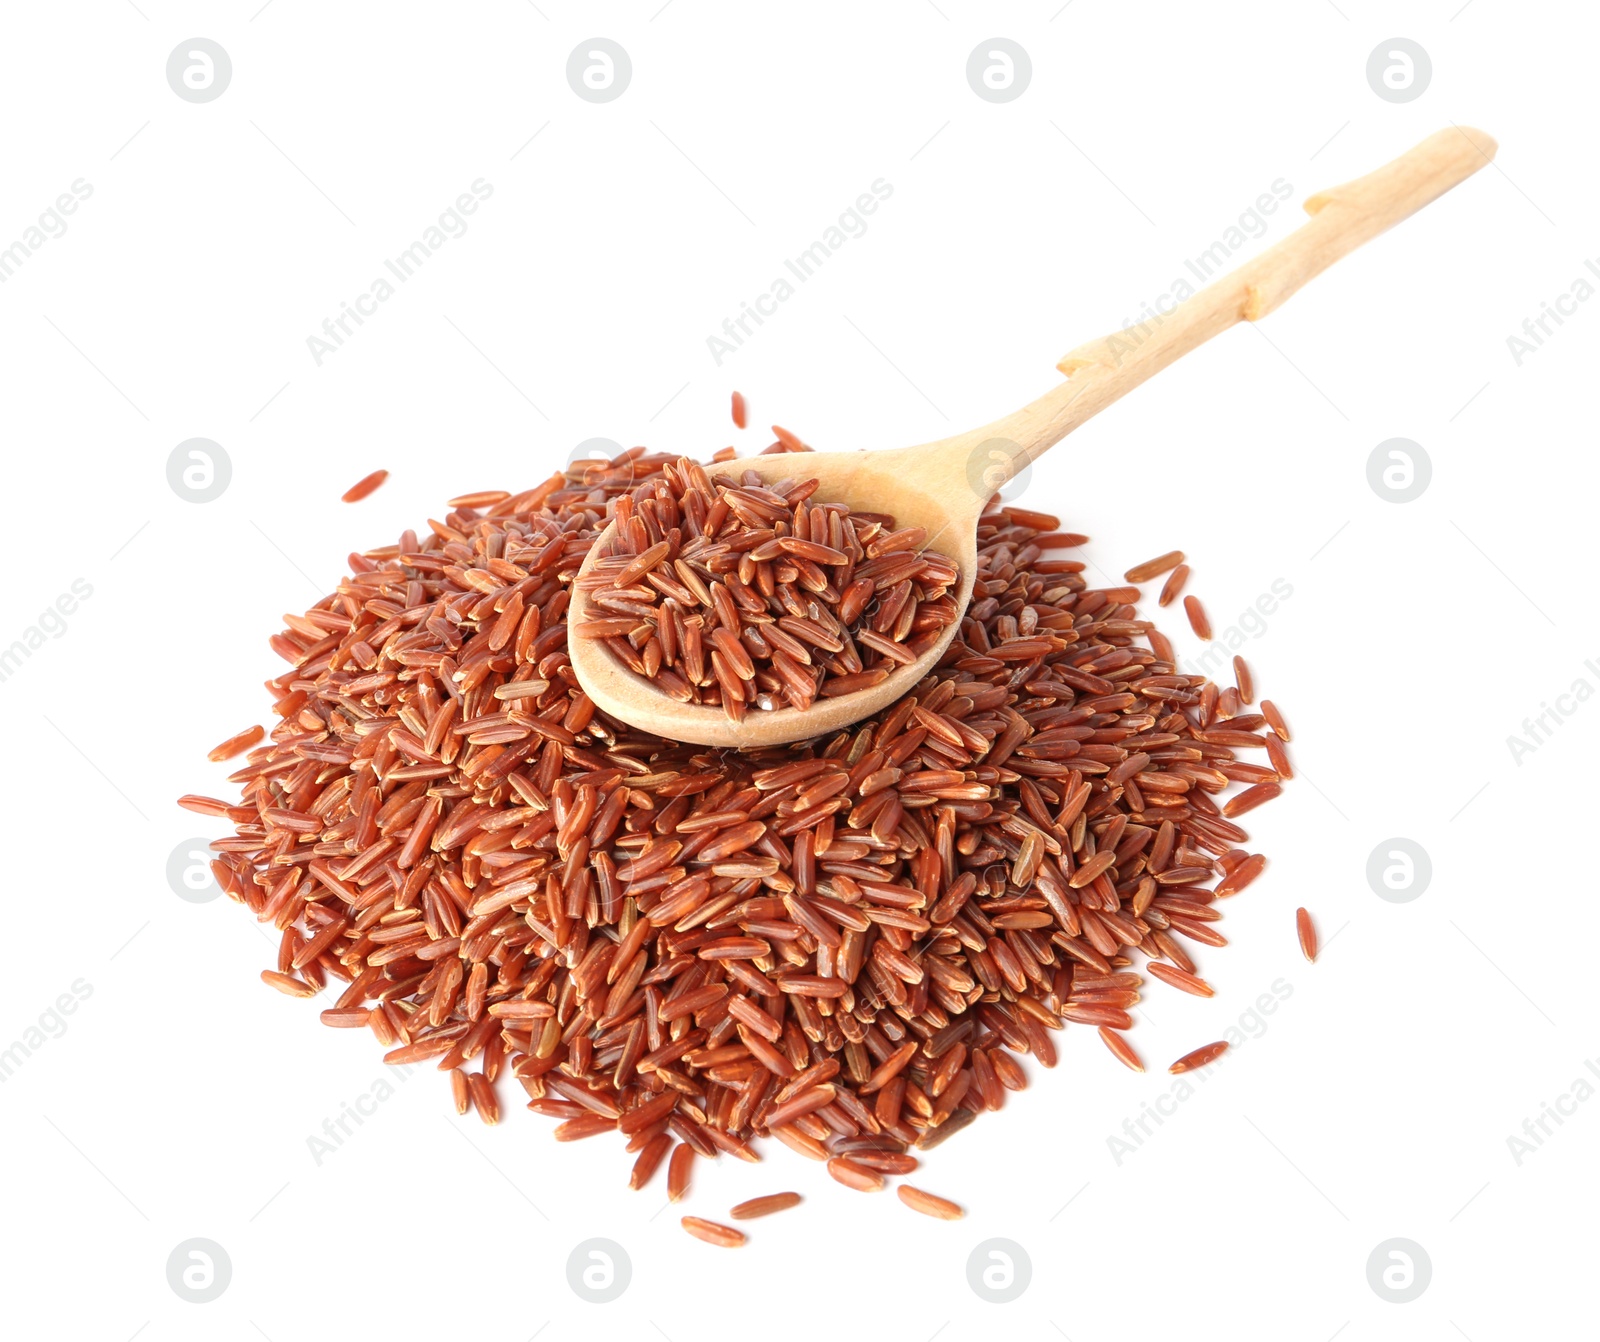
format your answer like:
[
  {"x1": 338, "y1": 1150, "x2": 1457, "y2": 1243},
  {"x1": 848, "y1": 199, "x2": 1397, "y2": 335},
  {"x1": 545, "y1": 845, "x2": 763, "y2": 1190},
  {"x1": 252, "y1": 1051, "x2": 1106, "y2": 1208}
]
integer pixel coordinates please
[{"x1": 941, "y1": 126, "x2": 1497, "y2": 488}]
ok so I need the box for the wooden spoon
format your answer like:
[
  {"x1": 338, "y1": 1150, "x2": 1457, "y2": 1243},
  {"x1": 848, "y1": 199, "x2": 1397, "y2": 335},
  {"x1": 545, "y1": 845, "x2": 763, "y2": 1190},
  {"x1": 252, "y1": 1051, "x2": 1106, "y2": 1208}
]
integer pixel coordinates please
[{"x1": 569, "y1": 126, "x2": 1496, "y2": 747}]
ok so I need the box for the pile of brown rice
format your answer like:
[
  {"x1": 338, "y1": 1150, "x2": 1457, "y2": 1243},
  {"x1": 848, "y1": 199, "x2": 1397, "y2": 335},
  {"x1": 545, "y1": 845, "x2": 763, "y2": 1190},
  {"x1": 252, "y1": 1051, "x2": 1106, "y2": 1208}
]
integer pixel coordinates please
[{"x1": 182, "y1": 436, "x2": 1289, "y2": 1197}]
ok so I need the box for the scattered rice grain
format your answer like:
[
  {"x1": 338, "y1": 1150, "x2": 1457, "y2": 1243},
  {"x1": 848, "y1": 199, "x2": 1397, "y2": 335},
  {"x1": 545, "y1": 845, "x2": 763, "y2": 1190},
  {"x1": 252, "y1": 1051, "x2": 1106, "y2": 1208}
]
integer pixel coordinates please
[
  {"x1": 341, "y1": 469, "x2": 389, "y2": 503},
  {"x1": 681, "y1": 1217, "x2": 747, "y2": 1248},
  {"x1": 729, "y1": 1192, "x2": 802, "y2": 1220},
  {"x1": 1125, "y1": 550, "x2": 1185, "y2": 583},
  {"x1": 1296, "y1": 907, "x2": 1319, "y2": 962},
  {"x1": 898, "y1": 1185, "x2": 965, "y2": 1220},
  {"x1": 1169, "y1": 1041, "x2": 1229, "y2": 1074}
]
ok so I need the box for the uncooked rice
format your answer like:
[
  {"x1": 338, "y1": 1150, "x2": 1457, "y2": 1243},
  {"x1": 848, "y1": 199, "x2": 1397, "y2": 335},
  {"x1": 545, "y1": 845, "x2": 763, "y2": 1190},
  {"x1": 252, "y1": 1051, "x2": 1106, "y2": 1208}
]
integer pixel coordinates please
[
  {"x1": 574, "y1": 456, "x2": 961, "y2": 719},
  {"x1": 342, "y1": 469, "x2": 390, "y2": 504},
  {"x1": 827, "y1": 1155, "x2": 885, "y2": 1191},
  {"x1": 729, "y1": 1191, "x2": 802, "y2": 1219},
  {"x1": 1158, "y1": 564, "x2": 1189, "y2": 607},
  {"x1": 682, "y1": 1216, "x2": 746, "y2": 1247},
  {"x1": 897, "y1": 1185, "x2": 964, "y2": 1219},
  {"x1": 208, "y1": 724, "x2": 264, "y2": 762},
  {"x1": 188, "y1": 434, "x2": 1293, "y2": 1205},
  {"x1": 1098, "y1": 1026, "x2": 1144, "y2": 1072},
  {"x1": 1169, "y1": 1040, "x2": 1229, "y2": 1074},
  {"x1": 1296, "y1": 907, "x2": 1318, "y2": 962},
  {"x1": 668, "y1": 1140, "x2": 696, "y2": 1200},
  {"x1": 1232, "y1": 656, "x2": 1253, "y2": 705},
  {"x1": 1124, "y1": 550, "x2": 1184, "y2": 584}
]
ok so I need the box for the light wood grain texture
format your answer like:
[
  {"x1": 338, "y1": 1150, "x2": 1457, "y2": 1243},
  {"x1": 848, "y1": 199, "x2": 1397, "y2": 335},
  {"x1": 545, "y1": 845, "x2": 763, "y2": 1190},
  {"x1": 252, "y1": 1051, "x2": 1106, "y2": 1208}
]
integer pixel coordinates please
[{"x1": 569, "y1": 127, "x2": 1496, "y2": 746}]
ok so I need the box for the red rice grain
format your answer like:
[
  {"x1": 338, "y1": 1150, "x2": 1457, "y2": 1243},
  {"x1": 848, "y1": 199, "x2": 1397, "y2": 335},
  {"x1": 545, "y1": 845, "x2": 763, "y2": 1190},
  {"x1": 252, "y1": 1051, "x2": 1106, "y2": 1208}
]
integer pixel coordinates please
[
  {"x1": 467, "y1": 1071, "x2": 500, "y2": 1124},
  {"x1": 1265, "y1": 732, "x2": 1294, "y2": 780},
  {"x1": 729, "y1": 1192, "x2": 802, "y2": 1220},
  {"x1": 827, "y1": 1156, "x2": 885, "y2": 1192},
  {"x1": 1146, "y1": 962, "x2": 1215, "y2": 998},
  {"x1": 341, "y1": 469, "x2": 389, "y2": 503},
  {"x1": 1099, "y1": 1028, "x2": 1145, "y2": 1072},
  {"x1": 668, "y1": 1141, "x2": 696, "y2": 1201},
  {"x1": 1169, "y1": 1041, "x2": 1229, "y2": 1074},
  {"x1": 1296, "y1": 907, "x2": 1318, "y2": 962},
  {"x1": 1125, "y1": 550, "x2": 1185, "y2": 583},
  {"x1": 207, "y1": 725, "x2": 264, "y2": 761},
  {"x1": 1184, "y1": 595, "x2": 1212, "y2": 640},
  {"x1": 176, "y1": 794, "x2": 232, "y2": 816},
  {"x1": 260, "y1": 969, "x2": 316, "y2": 998},
  {"x1": 1232, "y1": 656, "x2": 1254, "y2": 705},
  {"x1": 1261, "y1": 699, "x2": 1292, "y2": 741},
  {"x1": 682, "y1": 1217, "x2": 747, "y2": 1247},
  {"x1": 1158, "y1": 564, "x2": 1189, "y2": 607},
  {"x1": 731, "y1": 391, "x2": 748, "y2": 429},
  {"x1": 1215, "y1": 853, "x2": 1267, "y2": 896},
  {"x1": 1223, "y1": 782, "x2": 1281, "y2": 818},
  {"x1": 897, "y1": 1185, "x2": 965, "y2": 1219},
  {"x1": 629, "y1": 1133, "x2": 673, "y2": 1189}
]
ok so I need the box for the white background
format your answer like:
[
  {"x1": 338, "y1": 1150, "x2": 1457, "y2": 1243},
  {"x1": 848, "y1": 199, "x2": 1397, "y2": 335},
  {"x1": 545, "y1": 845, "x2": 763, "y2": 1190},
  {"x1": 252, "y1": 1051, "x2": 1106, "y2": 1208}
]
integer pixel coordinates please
[{"x1": 0, "y1": 3, "x2": 1594, "y2": 1340}]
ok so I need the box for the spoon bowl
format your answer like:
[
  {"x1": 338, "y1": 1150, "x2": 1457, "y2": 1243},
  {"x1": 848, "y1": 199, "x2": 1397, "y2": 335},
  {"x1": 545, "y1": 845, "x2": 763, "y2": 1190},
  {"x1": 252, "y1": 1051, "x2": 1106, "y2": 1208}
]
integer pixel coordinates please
[{"x1": 567, "y1": 433, "x2": 994, "y2": 749}]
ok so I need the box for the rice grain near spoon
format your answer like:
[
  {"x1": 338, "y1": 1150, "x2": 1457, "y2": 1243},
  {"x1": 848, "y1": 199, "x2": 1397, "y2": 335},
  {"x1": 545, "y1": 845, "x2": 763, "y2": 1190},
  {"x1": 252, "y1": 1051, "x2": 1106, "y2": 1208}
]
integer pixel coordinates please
[{"x1": 569, "y1": 127, "x2": 1497, "y2": 747}]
